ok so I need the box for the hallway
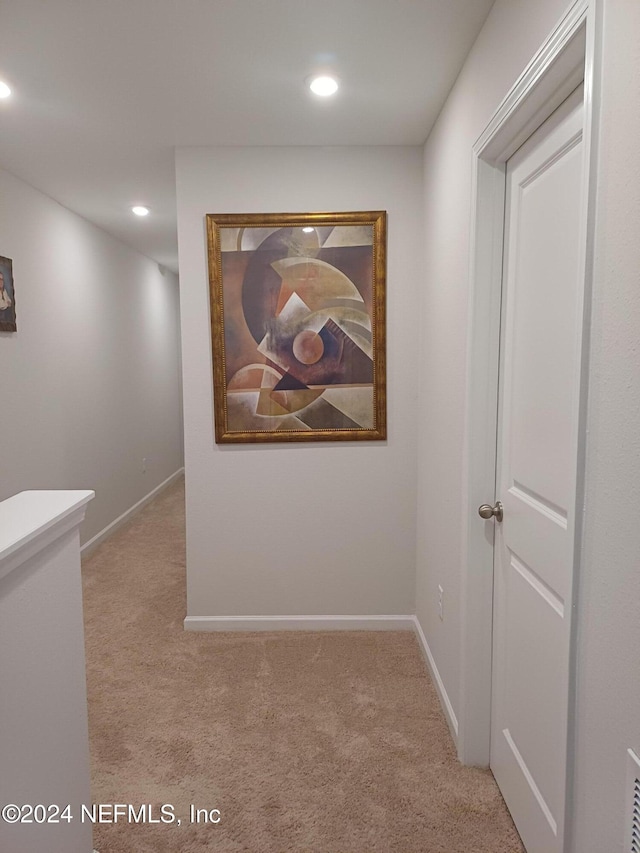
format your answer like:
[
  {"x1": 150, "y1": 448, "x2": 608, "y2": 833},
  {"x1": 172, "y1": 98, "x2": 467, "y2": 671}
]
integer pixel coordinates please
[{"x1": 81, "y1": 480, "x2": 523, "y2": 852}]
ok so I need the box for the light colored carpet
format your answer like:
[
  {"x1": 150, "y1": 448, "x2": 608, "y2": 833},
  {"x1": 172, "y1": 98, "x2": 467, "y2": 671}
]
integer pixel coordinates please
[{"x1": 81, "y1": 478, "x2": 524, "y2": 853}]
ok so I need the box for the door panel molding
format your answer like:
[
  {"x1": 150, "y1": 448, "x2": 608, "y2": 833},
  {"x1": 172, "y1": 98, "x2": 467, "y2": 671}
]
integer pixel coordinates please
[
  {"x1": 509, "y1": 553, "x2": 566, "y2": 619},
  {"x1": 502, "y1": 727, "x2": 559, "y2": 835},
  {"x1": 459, "y1": 12, "x2": 599, "y2": 847}
]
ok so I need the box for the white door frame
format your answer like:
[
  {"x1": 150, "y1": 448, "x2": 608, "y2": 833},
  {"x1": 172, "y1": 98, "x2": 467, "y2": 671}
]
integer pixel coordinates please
[{"x1": 459, "y1": 0, "x2": 600, "y2": 841}]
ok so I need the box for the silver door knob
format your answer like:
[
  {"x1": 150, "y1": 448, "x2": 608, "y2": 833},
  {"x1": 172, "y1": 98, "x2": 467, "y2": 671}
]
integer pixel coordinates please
[{"x1": 478, "y1": 501, "x2": 503, "y2": 522}]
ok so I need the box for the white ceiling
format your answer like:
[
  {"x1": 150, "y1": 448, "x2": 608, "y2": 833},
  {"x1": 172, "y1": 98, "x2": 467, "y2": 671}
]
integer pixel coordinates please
[{"x1": 0, "y1": 0, "x2": 494, "y2": 273}]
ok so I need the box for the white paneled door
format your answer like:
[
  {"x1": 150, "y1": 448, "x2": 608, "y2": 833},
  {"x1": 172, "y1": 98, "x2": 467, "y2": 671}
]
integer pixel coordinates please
[{"x1": 489, "y1": 86, "x2": 585, "y2": 853}]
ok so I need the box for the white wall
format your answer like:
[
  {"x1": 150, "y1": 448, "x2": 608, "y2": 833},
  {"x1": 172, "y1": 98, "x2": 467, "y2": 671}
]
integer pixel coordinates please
[
  {"x1": 0, "y1": 167, "x2": 184, "y2": 544},
  {"x1": 416, "y1": 0, "x2": 572, "y2": 726},
  {"x1": 571, "y1": 1, "x2": 640, "y2": 850},
  {"x1": 175, "y1": 146, "x2": 422, "y2": 618}
]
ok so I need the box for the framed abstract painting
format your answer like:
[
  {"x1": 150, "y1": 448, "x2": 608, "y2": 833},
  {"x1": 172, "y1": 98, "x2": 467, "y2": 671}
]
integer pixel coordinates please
[
  {"x1": 0, "y1": 256, "x2": 16, "y2": 332},
  {"x1": 206, "y1": 211, "x2": 386, "y2": 443}
]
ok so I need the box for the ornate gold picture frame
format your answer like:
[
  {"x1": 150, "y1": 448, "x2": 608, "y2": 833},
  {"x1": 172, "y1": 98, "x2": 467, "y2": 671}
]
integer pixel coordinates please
[{"x1": 206, "y1": 211, "x2": 386, "y2": 443}]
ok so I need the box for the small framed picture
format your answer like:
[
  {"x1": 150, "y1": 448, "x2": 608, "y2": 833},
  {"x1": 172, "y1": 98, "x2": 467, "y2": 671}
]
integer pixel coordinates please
[
  {"x1": 206, "y1": 211, "x2": 387, "y2": 443},
  {"x1": 0, "y1": 256, "x2": 16, "y2": 332}
]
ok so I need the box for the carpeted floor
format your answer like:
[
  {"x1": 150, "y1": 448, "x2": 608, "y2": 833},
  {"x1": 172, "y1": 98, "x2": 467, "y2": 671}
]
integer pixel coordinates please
[{"x1": 81, "y1": 478, "x2": 524, "y2": 853}]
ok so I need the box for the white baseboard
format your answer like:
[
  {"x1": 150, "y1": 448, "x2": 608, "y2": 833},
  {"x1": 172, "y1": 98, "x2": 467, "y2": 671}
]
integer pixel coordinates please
[
  {"x1": 81, "y1": 468, "x2": 184, "y2": 556},
  {"x1": 411, "y1": 615, "x2": 459, "y2": 742},
  {"x1": 184, "y1": 614, "x2": 417, "y2": 632}
]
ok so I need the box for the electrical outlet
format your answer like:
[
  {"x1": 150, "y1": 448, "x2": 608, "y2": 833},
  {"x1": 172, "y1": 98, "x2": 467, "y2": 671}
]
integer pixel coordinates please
[
  {"x1": 142, "y1": 457, "x2": 147, "y2": 474},
  {"x1": 438, "y1": 585, "x2": 444, "y2": 621}
]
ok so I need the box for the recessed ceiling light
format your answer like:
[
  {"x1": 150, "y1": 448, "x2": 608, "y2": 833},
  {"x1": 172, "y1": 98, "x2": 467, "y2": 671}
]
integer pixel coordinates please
[
  {"x1": 0, "y1": 82, "x2": 12, "y2": 99},
  {"x1": 132, "y1": 206, "x2": 150, "y2": 217},
  {"x1": 302, "y1": 227, "x2": 314, "y2": 233},
  {"x1": 309, "y1": 75, "x2": 339, "y2": 97}
]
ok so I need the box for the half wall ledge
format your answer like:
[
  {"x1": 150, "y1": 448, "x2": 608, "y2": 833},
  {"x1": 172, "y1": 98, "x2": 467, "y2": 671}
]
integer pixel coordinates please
[{"x1": 0, "y1": 489, "x2": 95, "y2": 853}]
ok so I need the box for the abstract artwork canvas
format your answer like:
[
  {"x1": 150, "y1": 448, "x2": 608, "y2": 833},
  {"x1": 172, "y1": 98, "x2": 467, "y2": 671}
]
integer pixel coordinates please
[
  {"x1": 0, "y1": 256, "x2": 16, "y2": 332},
  {"x1": 206, "y1": 211, "x2": 386, "y2": 443}
]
